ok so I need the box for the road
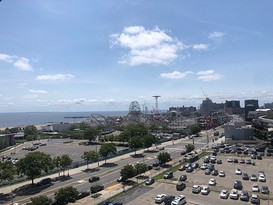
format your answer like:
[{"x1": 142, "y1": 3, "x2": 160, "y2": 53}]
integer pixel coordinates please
[{"x1": 2, "y1": 129, "x2": 220, "y2": 204}]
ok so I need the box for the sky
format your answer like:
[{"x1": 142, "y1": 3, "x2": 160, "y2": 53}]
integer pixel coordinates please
[{"x1": 0, "y1": 0, "x2": 273, "y2": 113}]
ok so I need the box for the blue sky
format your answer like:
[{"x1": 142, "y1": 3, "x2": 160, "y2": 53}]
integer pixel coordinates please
[{"x1": 0, "y1": 0, "x2": 273, "y2": 112}]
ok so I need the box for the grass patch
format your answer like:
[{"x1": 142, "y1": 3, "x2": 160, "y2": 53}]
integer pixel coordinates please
[
  {"x1": 91, "y1": 193, "x2": 102, "y2": 198},
  {"x1": 198, "y1": 151, "x2": 210, "y2": 159}
]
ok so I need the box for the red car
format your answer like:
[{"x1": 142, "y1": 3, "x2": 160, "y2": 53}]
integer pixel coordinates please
[
  {"x1": 179, "y1": 165, "x2": 186, "y2": 171},
  {"x1": 239, "y1": 159, "x2": 245, "y2": 164}
]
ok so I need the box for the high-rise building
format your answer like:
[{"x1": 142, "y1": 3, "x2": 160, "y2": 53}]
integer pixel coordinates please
[
  {"x1": 200, "y1": 98, "x2": 224, "y2": 115},
  {"x1": 244, "y1": 99, "x2": 259, "y2": 120},
  {"x1": 224, "y1": 100, "x2": 241, "y2": 114}
]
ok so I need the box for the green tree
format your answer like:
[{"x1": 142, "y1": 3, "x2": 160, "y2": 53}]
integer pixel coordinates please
[
  {"x1": 185, "y1": 144, "x2": 195, "y2": 153},
  {"x1": 123, "y1": 123, "x2": 147, "y2": 137},
  {"x1": 84, "y1": 127, "x2": 99, "y2": 142},
  {"x1": 134, "y1": 163, "x2": 147, "y2": 175},
  {"x1": 99, "y1": 143, "x2": 117, "y2": 164},
  {"x1": 24, "y1": 125, "x2": 38, "y2": 140},
  {"x1": 190, "y1": 124, "x2": 201, "y2": 135},
  {"x1": 53, "y1": 156, "x2": 61, "y2": 177},
  {"x1": 0, "y1": 161, "x2": 17, "y2": 181},
  {"x1": 54, "y1": 186, "x2": 78, "y2": 205},
  {"x1": 157, "y1": 152, "x2": 171, "y2": 165},
  {"x1": 17, "y1": 151, "x2": 52, "y2": 185},
  {"x1": 29, "y1": 195, "x2": 52, "y2": 205},
  {"x1": 142, "y1": 134, "x2": 156, "y2": 149},
  {"x1": 59, "y1": 154, "x2": 72, "y2": 176},
  {"x1": 120, "y1": 164, "x2": 136, "y2": 181},
  {"x1": 81, "y1": 151, "x2": 99, "y2": 169},
  {"x1": 128, "y1": 136, "x2": 143, "y2": 155}
]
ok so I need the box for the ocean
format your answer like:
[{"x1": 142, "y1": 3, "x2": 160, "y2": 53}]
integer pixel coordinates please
[{"x1": 0, "y1": 111, "x2": 128, "y2": 128}]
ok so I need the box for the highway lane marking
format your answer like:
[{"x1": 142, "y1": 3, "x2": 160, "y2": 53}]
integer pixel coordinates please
[
  {"x1": 105, "y1": 183, "x2": 121, "y2": 190},
  {"x1": 77, "y1": 180, "x2": 87, "y2": 183}
]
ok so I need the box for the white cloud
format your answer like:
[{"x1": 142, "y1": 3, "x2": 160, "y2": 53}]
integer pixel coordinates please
[
  {"x1": 13, "y1": 57, "x2": 33, "y2": 71},
  {"x1": 208, "y1": 31, "x2": 225, "y2": 40},
  {"x1": 36, "y1": 74, "x2": 74, "y2": 81},
  {"x1": 0, "y1": 54, "x2": 15, "y2": 63},
  {"x1": 111, "y1": 26, "x2": 186, "y2": 66},
  {"x1": 197, "y1": 69, "x2": 222, "y2": 81},
  {"x1": 29, "y1": 89, "x2": 48, "y2": 94},
  {"x1": 192, "y1": 44, "x2": 209, "y2": 51},
  {"x1": 0, "y1": 53, "x2": 33, "y2": 71},
  {"x1": 160, "y1": 71, "x2": 193, "y2": 79},
  {"x1": 58, "y1": 98, "x2": 98, "y2": 105}
]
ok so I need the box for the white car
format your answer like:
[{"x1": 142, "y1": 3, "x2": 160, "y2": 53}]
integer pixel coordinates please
[
  {"x1": 228, "y1": 158, "x2": 233, "y2": 162},
  {"x1": 235, "y1": 169, "x2": 242, "y2": 175},
  {"x1": 171, "y1": 195, "x2": 186, "y2": 205},
  {"x1": 201, "y1": 186, "x2": 210, "y2": 195},
  {"x1": 208, "y1": 178, "x2": 216, "y2": 186},
  {"x1": 200, "y1": 163, "x2": 207, "y2": 170},
  {"x1": 219, "y1": 171, "x2": 225, "y2": 177},
  {"x1": 229, "y1": 189, "x2": 239, "y2": 200},
  {"x1": 251, "y1": 174, "x2": 257, "y2": 181},
  {"x1": 220, "y1": 190, "x2": 228, "y2": 199},
  {"x1": 258, "y1": 175, "x2": 266, "y2": 182},
  {"x1": 155, "y1": 194, "x2": 166, "y2": 203},
  {"x1": 252, "y1": 184, "x2": 260, "y2": 192}
]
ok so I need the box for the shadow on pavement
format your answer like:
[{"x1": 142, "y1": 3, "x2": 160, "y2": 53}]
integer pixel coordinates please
[
  {"x1": 130, "y1": 154, "x2": 145, "y2": 158},
  {"x1": 0, "y1": 193, "x2": 13, "y2": 204},
  {"x1": 100, "y1": 163, "x2": 118, "y2": 168},
  {"x1": 82, "y1": 168, "x2": 100, "y2": 173},
  {"x1": 13, "y1": 183, "x2": 53, "y2": 196}
]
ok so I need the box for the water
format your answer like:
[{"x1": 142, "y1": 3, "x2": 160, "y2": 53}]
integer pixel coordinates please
[{"x1": 0, "y1": 111, "x2": 128, "y2": 128}]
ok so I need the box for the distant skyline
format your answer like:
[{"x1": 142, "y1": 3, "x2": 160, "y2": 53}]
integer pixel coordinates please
[{"x1": 0, "y1": 1, "x2": 273, "y2": 112}]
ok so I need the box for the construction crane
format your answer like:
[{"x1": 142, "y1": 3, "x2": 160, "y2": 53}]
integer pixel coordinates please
[{"x1": 200, "y1": 88, "x2": 210, "y2": 146}]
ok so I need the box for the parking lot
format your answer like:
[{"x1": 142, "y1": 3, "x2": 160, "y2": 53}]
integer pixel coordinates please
[
  {"x1": 122, "y1": 147, "x2": 273, "y2": 205},
  {"x1": 1, "y1": 139, "x2": 128, "y2": 163}
]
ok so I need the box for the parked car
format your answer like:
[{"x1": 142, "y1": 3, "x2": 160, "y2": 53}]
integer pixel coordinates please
[
  {"x1": 201, "y1": 186, "x2": 210, "y2": 195},
  {"x1": 178, "y1": 165, "x2": 186, "y2": 171},
  {"x1": 171, "y1": 195, "x2": 186, "y2": 205},
  {"x1": 252, "y1": 183, "x2": 260, "y2": 192},
  {"x1": 240, "y1": 190, "x2": 249, "y2": 201},
  {"x1": 163, "y1": 172, "x2": 173, "y2": 179},
  {"x1": 192, "y1": 162, "x2": 199, "y2": 169},
  {"x1": 220, "y1": 190, "x2": 228, "y2": 199},
  {"x1": 176, "y1": 182, "x2": 186, "y2": 191},
  {"x1": 251, "y1": 174, "x2": 258, "y2": 181},
  {"x1": 219, "y1": 171, "x2": 225, "y2": 177},
  {"x1": 179, "y1": 175, "x2": 187, "y2": 181},
  {"x1": 163, "y1": 195, "x2": 175, "y2": 205},
  {"x1": 76, "y1": 191, "x2": 90, "y2": 200},
  {"x1": 192, "y1": 185, "x2": 201, "y2": 194},
  {"x1": 246, "y1": 159, "x2": 252, "y2": 164},
  {"x1": 205, "y1": 169, "x2": 211, "y2": 175},
  {"x1": 258, "y1": 175, "x2": 266, "y2": 182},
  {"x1": 250, "y1": 194, "x2": 260, "y2": 204},
  {"x1": 90, "y1": 185, "x2": 104, "y2": 193},
  {"x1": 208, "y1": 178, "x2": 216, "y2": 186},
  {"x1": 200, "y1": 164, "x2": 207, "y2": 170},
  {"x1": 186, "y1": 166, "x2": 193, "y2": 173},
  {"x1": 230, "y1": 189, "x2": 239, "y2": 200},
  {"x1": 145, "y1": 177, "x2": 155, "y2": 185},
  {"x1": 242, "y1": 173, "x2": 249, "y2": 180},
  {"x1": 261, "y1": 186, "x2": 269, "y2": 194},
  {"x1": 235, "y1": 168, "x2": 242, "y2": 175},
  {"x1": 216, "y1": 159, "x2": 222, "y2": 164},
  {"x1": 234, "y1": 180, "x2": 243, "y2": 190},
  {"x1": 155, "y1": 194, "x2": 166, "y2": 203},
  {"x1": 211, "y1": 170, "x2": 218, "y2": 176},
  {"x1": 89, "y1": 176, "x2": 100, "y2": 183}
]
